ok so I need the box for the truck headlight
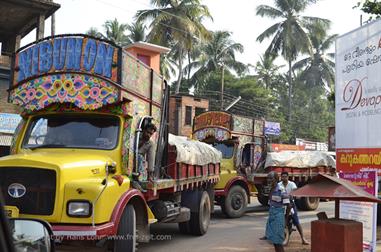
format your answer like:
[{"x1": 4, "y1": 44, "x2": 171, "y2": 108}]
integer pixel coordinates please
[{"x1": 67, "y1": 201, "x2": 92, "y2": 217}]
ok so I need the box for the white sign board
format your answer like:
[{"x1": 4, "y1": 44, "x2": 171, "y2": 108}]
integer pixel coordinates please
[
  {"x1": 339, "y1": 172, "x2": 378, "y2": 252},
  {"x1": 0, "y1": 113, "x2": 21, "y2": 134},
  {"x1": 336, "y1": 19, "x2": 381, "y2": 174}
]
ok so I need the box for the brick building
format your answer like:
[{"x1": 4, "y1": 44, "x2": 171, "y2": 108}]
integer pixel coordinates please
[
  {"x1": 169, "y1": 94, "x2": 209, "y2": 137},
  {"x1": 0, "y1": 0, "x2": 60, "y2": 156}
]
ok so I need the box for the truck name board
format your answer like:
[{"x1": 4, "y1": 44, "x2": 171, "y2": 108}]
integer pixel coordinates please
[
  {"x1": 14, "y1": 36, "x2": 118, "y2": 85},
  {"x1": 193, "y1": 112, "x2": 231, "y2": 132}
]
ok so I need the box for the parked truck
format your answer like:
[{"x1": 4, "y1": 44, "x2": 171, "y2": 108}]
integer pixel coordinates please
[
  {"x1": 193, "y1": 111, "x2": 265, "y2": 217},
  {"x1": 0, "y1": 34, "x2": 221, "y2": 252},
  {"x1": 193, "y1": 111, "x2": 336, "y2": 216}
]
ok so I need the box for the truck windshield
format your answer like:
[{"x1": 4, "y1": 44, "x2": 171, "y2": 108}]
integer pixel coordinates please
[
  {"x1": 22, "y1": 115, "x2": 120, "y2": 150},
  {"x1": 212, "y1": 142, "x2": 234, "y2": 159}
]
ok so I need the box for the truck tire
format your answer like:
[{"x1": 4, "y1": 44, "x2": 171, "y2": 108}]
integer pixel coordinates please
[
  {"x1": 188, "y1": 191, "x2": 211, "y2": 236},
  {"x1": 178, "y1": 221, "x2": 190, "y2": 234},
  {"x1": 222, "y1": 185, "x2": 248, "y2": 218},
  {"x1": 114, "y1": 204, "x2": 136, "y2": 252},
  {"x1": 257, "y1": 193, "x2": 269, "y2": 206},
  {"x1": 297, "y1": 197, "x2": 320, "y2": 211}
]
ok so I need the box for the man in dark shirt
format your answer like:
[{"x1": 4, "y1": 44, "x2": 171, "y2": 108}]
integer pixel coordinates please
[{"x1": 138, "y1": 123, "x2": 157, "y2": 180}]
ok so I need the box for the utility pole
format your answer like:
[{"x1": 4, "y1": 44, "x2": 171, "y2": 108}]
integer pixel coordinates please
[
  {"x1": 220, "y1": 64, "x2": 225, "y2": 110},
  {"x1": 51, "y1": 13, "x2": 56, "y2": 36}
]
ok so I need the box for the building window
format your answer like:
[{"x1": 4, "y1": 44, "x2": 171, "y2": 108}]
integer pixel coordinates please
[
  {"x1": 195, "y1": 107, "x2": 205, "y2": 116},
  {"x1": 185, "y1": 106, "x2": 192, "y2": 125}
]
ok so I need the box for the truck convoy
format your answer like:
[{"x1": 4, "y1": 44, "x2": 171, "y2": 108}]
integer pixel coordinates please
[
  {"x1": 193, "y1": 111, "x2": 336, "y2": 216},
  {"x1": 0, "y1": 34, "x2": 221, "y2": 252}
]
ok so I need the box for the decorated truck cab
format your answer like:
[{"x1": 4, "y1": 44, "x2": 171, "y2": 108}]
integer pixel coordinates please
[
  {"x1": 0, "y1": 35, "x2": 220, "y2": 252},
  {"x1": 193, "y1": 111, "x2": 265, "y2": 218}
]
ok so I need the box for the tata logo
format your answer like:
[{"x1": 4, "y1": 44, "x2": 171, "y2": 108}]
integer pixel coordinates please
[{"x1": 8, "y1": 183, "x2": 26, "y2": 198}]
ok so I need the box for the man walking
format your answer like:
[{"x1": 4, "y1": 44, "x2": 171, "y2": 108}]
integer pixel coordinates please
[{"x1": 278, "y1": 171, "x2": 309, "y2": 245}]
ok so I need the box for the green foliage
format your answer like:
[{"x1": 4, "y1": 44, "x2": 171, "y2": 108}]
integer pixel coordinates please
[
  {"x1": 103, "y1": 19, "x2": 130, "y2": 46},
  {"x1": 186, "y1": 31, "x2": 248, "y2": 91},
  {"x1": 136, "y1": 0, "x2": 212, "y2": 93},
  {"x1": 356, "y1": 0, "x2": 381, "y2": 19},
  {"x1": 256, "y1": 0, "x2": 331, "y2": 121}
]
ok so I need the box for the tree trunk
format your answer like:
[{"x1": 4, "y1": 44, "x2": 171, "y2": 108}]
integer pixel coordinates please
[
  {"x1": 288, "y1": 60, "x2": 292, "y2": 122},
  {"x1": 187, "y1": 50, "x2": 191, "y2": 81},
  {"x1": 175, "y1": 48, "x2": 184, "y2": 94}
]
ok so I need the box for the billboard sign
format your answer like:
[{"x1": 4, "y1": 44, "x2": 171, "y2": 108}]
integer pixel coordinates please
[{"x1": 264, "y1": 121, "x2": 280, "y2": 136}]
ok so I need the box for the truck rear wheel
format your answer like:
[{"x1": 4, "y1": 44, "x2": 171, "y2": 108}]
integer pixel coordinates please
[
  {"x1": 222, "y1": 185, "x2": 248, "y2": 218},
  {"x1": 296, "y1": 197, "x2": 319, "y2": 211},
  {"x1": 114, "y1": 204, "x2": 136, "y2": 252},
  {"x1": 188, "y1": 191, "x2": 211, "y2": 236}
]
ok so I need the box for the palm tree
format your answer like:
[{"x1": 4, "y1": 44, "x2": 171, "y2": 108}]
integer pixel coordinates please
[
  {"x1": 255, "y1": 53, "x2": 284, "y2": 89},
  {"x1": 103, "y1": 18, "x2": 129, "y2": 46},
  {"x1": 186, "y1": 31, "x2": 248, "y2": 91},
  {"x1": 127, "y1": 21, "x2": 147, "y2": 43},
  {"x1": 293, "y1": 23, "x2": 336, "y2": 92},
  {"x1": 256, "y1": 0, "x2": 330, "y2": 121},
  {"x1": 136, "y1": 0, "x2": 212, "y2": 93},
  {"x1": 86, "y1": 27, "x2": 104, "y2": 39}
]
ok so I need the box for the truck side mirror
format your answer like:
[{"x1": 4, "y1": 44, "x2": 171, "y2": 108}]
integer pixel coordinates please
[
  {"x1": 9, "y1": 218, "x2": 55, "y2": 252},
  {"x1": 106, "y1": 162, "x2": 117, "y2": 174}
]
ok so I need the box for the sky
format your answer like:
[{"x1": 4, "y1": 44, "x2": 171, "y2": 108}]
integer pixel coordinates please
[{"x1": 21, "y1": 0, "x2": 369, "y2": 74}]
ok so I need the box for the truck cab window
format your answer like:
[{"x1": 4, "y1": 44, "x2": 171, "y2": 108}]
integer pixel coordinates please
[
  {"x1": 212, "y1": 142, "x2": 234, "y2": 159},
  {"x1": 23, "y1": 115, "x2": 120, "y2": 150}
]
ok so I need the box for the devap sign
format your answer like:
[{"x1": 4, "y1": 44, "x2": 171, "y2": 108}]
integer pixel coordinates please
[
  {"x1": 264, "y1": 121, "x2": 280, "y2": 136},
  {"x1": 335, "y1": 18, "x2": 381, "y2": 174}
]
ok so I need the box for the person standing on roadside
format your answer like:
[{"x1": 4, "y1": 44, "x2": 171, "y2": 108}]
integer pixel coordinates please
[
  {"x1": 278, "y1": 171, "x2": 309, "y2": 245},
  {"x1": 264, "y1": 172, "x2": 291, "y2": 252}
]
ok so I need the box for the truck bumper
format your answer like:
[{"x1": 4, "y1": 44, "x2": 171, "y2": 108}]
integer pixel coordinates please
[{"x1": 52, "y1": 222, "x2": 116, "y2": 240}]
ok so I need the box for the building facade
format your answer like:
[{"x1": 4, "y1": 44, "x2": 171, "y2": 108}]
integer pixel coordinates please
[{"x1": 169, "y1": 95, "x2": 209, "y2": 137}]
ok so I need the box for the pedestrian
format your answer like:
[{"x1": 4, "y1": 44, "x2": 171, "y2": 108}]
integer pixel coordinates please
[
  {"x1": 278, "y1": 171, "x2": 309, "y2": 245},
  {"x1": 261, "y1": 172, "x2": 291, "y2": 252}
]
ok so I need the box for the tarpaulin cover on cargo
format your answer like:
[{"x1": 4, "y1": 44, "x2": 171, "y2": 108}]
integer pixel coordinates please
[
  {"x1": 265, "y1": 151, "x2": 336, "y2": 169},
  {"x1": 168, "y1": 134, "x2": 222, "y2": 165}
]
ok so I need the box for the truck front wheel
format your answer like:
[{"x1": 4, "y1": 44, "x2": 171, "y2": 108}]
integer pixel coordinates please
[
  {"x1": 222, "y1": 185, "x2": 248, "y2": 218},
  {"x1": 114, "y1": 204, "x2": 136, "y2": 252},
  {"x1": 296, "y1": 197, "x2": 319, "y2": 211}
]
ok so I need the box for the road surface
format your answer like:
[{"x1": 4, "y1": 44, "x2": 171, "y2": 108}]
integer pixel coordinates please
[{"x1": 57, "y1": 198, "x2": 336, "y2": 252}]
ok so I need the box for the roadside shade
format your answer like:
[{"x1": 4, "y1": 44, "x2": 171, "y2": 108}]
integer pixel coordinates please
[{"x1": 291, "y1": 173, "x2": 381, "y2": 203}]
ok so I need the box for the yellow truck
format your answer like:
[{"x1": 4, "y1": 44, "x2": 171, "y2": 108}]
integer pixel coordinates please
[
  {"x1": 193, "y1": 111, "x2": 335, "y2": 216},
  {"x1": 193, "y1": 111, "x2": 265, "y2": 217},
  {"x1": 0, "y1": 34, "x2": 221, "y2": 252}
]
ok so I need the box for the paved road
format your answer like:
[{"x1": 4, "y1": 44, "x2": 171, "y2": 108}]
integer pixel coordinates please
[{"x1": 57, "y1": 199, "x2": 335, "y2": 252}]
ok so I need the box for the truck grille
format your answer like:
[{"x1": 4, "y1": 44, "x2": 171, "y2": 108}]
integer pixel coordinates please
[{"x1": 0, "y1": 167, "x2": 56, "y2": 215}]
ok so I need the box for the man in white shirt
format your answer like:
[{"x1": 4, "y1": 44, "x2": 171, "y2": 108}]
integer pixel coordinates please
[{"x1": 278, "y1": 171, "x2": 309, "y2": 245}]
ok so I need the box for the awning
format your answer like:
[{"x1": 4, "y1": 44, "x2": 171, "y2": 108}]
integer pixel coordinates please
[{"x1": 0, "y1": 134, "x2": 13, "y2": 146}]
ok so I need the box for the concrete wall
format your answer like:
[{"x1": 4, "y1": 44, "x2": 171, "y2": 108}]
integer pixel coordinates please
[{"x1": 0, "y1": 66, "x2": 19, "y2": 114}]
